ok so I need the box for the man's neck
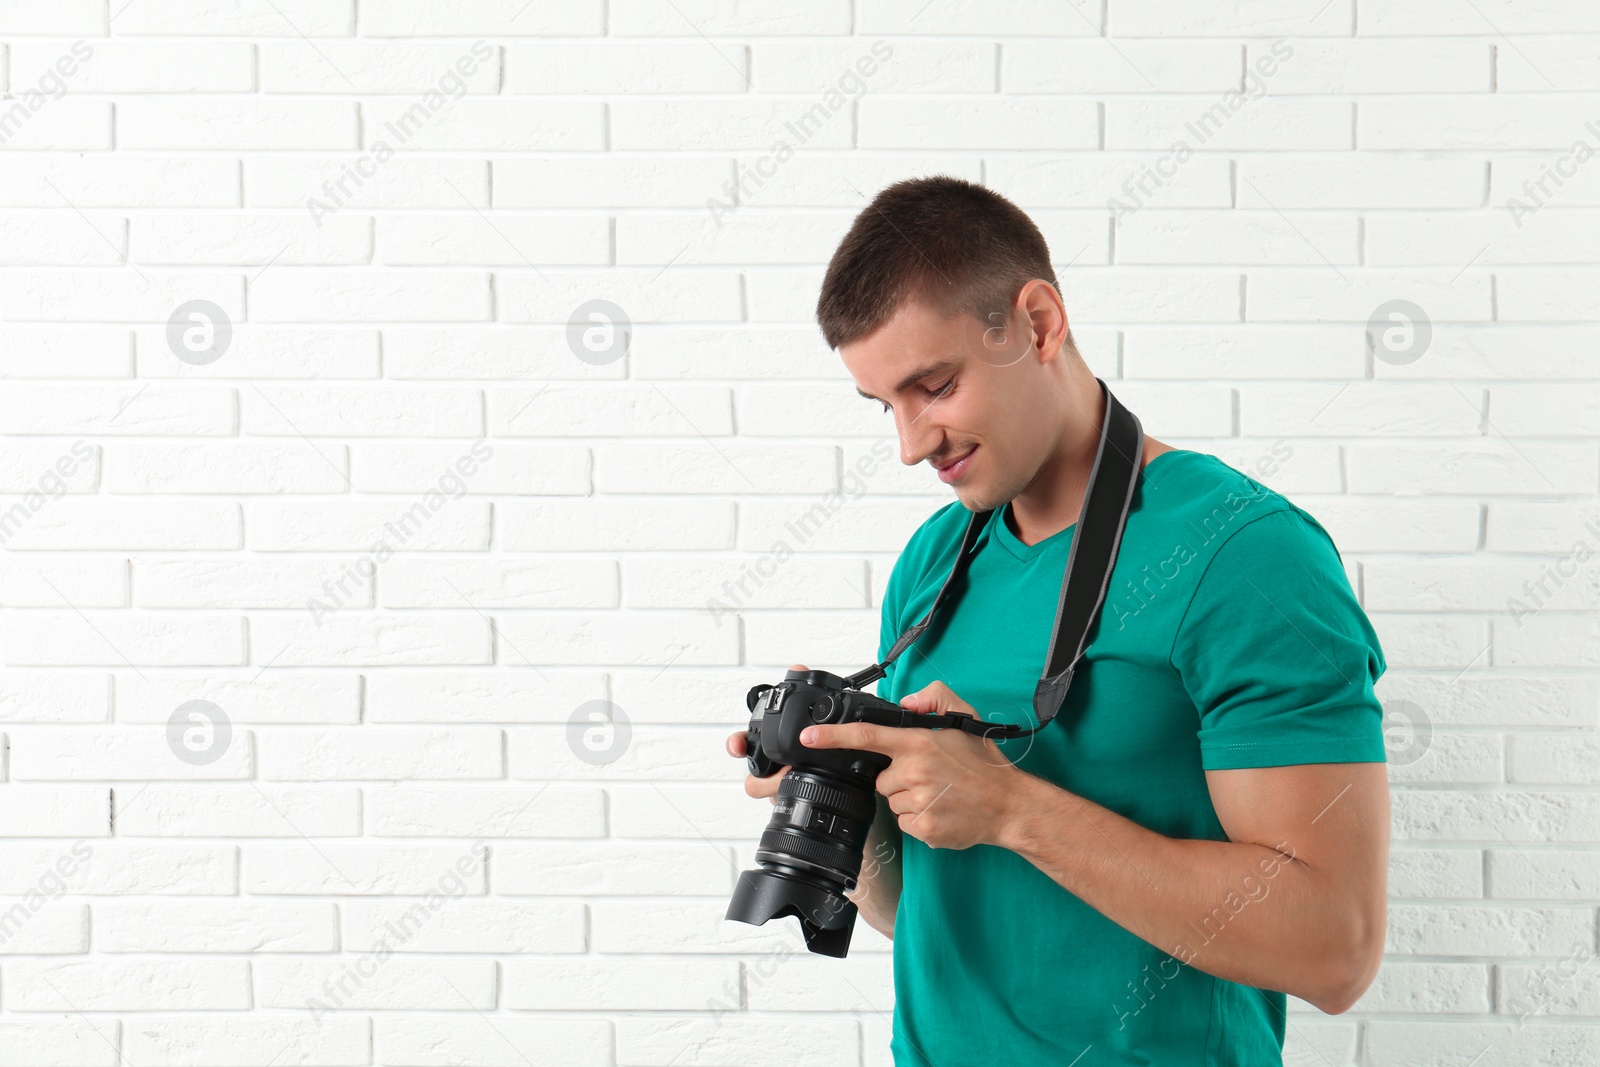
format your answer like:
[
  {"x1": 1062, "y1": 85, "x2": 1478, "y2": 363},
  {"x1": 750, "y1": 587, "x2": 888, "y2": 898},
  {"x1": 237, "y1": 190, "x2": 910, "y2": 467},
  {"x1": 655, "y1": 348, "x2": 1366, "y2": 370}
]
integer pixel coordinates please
[{"x1": 1004, "y1": 377, "x2": 1106, "y2": 548}]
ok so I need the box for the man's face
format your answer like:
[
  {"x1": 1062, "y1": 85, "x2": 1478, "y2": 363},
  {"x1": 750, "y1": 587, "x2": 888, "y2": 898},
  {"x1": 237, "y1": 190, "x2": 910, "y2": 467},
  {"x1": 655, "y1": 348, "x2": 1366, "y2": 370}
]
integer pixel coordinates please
[{"x1": 840, "y1": 295, "x2": 1061, "y2": 513}]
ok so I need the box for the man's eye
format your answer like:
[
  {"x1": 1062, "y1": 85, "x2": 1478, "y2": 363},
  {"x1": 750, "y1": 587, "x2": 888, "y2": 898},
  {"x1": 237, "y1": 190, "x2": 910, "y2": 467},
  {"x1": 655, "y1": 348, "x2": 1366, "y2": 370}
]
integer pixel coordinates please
[
  {"x1": 927, "y1": 380, "x2": 954, "y2": 400},
  {"x1": 878, "y1": 400, "x2": 891, "y2": 413}
]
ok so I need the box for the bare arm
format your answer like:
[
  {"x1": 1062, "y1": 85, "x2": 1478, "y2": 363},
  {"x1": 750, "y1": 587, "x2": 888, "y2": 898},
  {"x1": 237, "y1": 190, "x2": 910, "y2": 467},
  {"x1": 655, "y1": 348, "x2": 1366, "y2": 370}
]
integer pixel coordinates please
[
  {"x1": 996, "y1": 761, "x2": 1390, "y2": 1014},
  {"x1": 845, "y1": 791, "x2": 903, "y2": 938}
]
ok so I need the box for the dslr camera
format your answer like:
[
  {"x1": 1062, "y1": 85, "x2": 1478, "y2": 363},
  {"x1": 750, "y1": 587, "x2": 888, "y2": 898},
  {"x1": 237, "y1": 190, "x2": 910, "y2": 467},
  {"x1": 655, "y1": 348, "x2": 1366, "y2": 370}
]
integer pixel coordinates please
[{"x1": 725, "y1": 665, "x2": 1009, "y2": 958}]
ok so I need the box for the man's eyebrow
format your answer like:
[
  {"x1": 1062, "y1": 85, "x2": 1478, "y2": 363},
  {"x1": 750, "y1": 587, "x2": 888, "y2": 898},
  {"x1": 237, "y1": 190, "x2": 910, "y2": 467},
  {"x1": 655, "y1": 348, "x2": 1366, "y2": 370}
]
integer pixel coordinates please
[{"x1": 855, "y1": 359, "x2": 957, "y2": 403}]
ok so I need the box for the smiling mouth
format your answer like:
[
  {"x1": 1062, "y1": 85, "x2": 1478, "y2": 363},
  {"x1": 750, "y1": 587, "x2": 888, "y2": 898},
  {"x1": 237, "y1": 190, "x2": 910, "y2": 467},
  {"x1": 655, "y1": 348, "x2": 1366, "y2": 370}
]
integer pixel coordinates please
[{"x1": 933, "y1": 446, "x2": 976, "y2": 471}]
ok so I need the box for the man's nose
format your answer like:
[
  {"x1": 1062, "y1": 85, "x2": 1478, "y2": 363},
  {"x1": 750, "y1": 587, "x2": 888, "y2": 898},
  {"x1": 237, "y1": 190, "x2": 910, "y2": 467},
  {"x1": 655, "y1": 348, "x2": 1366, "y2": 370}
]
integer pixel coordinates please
[{"x1": 895, "y1": 405, "x2": 938, "y2": 467}]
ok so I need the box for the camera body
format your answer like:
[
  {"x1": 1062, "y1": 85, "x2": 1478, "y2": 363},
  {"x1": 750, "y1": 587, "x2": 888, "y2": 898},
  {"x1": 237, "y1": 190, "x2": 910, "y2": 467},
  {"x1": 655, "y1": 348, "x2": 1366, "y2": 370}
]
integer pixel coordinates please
[
  {"x1": 725, "y1": 668, "x2": 898, "y2": 958},
  {"x1": 743, "y1": 668, "x2": 895, "y2": 783}
]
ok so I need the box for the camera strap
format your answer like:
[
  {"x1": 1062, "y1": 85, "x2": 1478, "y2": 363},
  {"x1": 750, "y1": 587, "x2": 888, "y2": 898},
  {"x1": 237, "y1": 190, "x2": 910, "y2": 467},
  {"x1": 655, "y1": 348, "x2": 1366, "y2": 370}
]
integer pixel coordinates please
[{"x1": 842, "y1": 376, "x2": 1144, "y2": 740}]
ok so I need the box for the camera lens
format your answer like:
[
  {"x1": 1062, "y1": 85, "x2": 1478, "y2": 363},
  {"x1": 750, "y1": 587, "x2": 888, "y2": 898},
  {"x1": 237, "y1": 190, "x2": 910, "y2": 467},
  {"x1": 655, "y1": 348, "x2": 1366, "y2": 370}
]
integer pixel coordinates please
[
  {"x1": 726, "y1": 769, "x2": 879, "y2": 958},
  {"x1": 762, "y1": 772, "x2": 877, "y2": 882}
]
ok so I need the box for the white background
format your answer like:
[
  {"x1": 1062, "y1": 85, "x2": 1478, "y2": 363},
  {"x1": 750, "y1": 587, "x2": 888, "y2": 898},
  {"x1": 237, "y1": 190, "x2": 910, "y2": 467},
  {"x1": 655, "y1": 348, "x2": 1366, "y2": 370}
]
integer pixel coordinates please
[{"x1": 0, "y1": 2, "x2": 1597, "y2": 1065}]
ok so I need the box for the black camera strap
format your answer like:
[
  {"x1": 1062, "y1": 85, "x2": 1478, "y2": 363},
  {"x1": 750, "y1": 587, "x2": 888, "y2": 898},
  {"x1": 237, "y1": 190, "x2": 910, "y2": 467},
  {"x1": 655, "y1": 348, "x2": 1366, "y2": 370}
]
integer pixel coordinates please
[{"x1": 842, "y1": 377, "x2": 1144, "y2": 741}]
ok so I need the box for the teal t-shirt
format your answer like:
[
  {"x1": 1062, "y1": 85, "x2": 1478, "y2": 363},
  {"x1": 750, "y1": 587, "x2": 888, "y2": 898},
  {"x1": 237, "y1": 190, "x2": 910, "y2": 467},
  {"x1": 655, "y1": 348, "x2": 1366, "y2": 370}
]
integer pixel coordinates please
[{"x1": 876, "y1": 449, "x2": 1388, "y2": 1067}]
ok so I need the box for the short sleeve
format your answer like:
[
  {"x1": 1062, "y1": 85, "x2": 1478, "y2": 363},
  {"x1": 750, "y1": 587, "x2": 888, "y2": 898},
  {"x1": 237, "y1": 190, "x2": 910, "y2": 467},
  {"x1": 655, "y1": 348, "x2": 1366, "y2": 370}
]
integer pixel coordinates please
[
  {"x1": 875, "y1": 502, "x2": 960, "y2": 702},
  {"x1": 877, "y1": 549, "x2": 910, "y2": 701},
  {"x1": 1170, "y1": 508, "x2": 1389, "y2": 770}
]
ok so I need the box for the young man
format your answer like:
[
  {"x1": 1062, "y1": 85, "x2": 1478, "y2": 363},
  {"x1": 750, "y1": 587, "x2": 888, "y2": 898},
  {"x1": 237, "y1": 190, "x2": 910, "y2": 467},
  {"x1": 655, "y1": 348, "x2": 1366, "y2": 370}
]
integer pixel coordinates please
[{"x1": 726, "y1": 176, "x2": 1390, "y2": 1065}]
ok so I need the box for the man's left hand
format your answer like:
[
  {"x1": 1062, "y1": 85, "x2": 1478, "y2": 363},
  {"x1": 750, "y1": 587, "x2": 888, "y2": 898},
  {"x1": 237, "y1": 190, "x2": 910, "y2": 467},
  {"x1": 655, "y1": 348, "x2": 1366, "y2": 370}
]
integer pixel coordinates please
[{"x1": 800, "y1": 680, "x2": 1031, "y2": 850}]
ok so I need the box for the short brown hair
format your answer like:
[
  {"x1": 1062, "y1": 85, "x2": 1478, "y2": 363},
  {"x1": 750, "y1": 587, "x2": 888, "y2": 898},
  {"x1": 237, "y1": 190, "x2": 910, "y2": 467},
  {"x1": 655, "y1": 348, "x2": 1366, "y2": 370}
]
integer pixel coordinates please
[{"x1": 815, "y1": 175, "x2": 1073, "y2": 353}]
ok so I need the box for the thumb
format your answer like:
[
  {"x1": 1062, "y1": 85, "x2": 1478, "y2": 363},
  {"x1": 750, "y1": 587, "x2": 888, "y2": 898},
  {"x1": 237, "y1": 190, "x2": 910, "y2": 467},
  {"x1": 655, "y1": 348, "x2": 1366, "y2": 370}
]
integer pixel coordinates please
[{"x1": 900, "y1": 681, "x2": 958, "y2": 714}]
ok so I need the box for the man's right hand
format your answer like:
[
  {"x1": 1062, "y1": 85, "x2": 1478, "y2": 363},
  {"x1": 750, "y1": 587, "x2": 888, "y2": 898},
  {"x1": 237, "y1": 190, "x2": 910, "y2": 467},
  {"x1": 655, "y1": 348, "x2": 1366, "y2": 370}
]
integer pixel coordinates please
[{"x1": 725, "y1": 662, "x2": 806, "y2": 803}]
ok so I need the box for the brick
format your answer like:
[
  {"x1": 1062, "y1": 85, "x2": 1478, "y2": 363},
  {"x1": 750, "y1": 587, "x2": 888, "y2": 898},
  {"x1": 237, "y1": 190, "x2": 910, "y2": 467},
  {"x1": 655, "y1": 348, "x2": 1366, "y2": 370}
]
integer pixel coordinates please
[
  {"x1": 258, "y1": 727, "x2": 501, "y2": 780},
  {"x1": 125, "y1": 1018, "x2": 368, "y2": 1066},
  {"x1": 1389, "y1": 847, "x2": 1484, "y2": 899},
  {"x1": 379, "y1": 1018, "x2": 609, "y2": 1067},
  {"x1": 1363, "y1": 0, "x2": 1600, "y2": 34},
  {"x1": 243, "y1": 843, "x2": 488, "y2": 895},
  {"x1": 131, "y1": 214, "x2": 372, "y2": 266},
  {"x1": 1386, "y1": 903, "x2": 1594, "y2": 956},
  {"x1": 364, "y1": 0, "x2": 603, "y2": 36},
  {"x1": 0, "y1": 327, "x2": 131, "y2": 377},
  {"x1": 492, "y1": 384, "x2": 731, "y2": 436},
  {"x1": 1361, "y1": 97, "x2": 1599, "y2": 151},
  {"x1": 246, "y1": 157, "x2": 488, "y2": 210},
  {"x1": 869, "y1": 0, "x2": 1090, "y2": 32},
  {"x1": 0, "y1": 844, "x2": 235, "y2": 894},
  {"x1": 503, "y1": 958, "x2": 737, "y2": 1011},
  {"x1": 494, "y1": 842, "x2": 734, "y2": 895},
  {"x1": 864, "y1": 98, "x2": 1098, "y2": 150},
  {"x1": 366, "y1": 785, "x2": 604, "y2": 837},
  {"x1": 361, "y1": 99, "x2": 603, "y2": 151},
  {"x1": 0, "y1": 1020, "x2": 117, "y2": 1066},
  {"x1": 257, "y1": 958, "x2": 494, "y2": 1010},
  {"x1": 498, "y1": 269, "x2": 742, "y2": 323},
  {"x1": 378, "y1": 559, "x2": 615, "y2": 609},
  {"x1": 1120, "y1": 211, "x2": 1359, "y2": 266},
  {"x1": 0, "y1": 272, "x2": 243, "y2": 324},
  {"x1": 261, "y1": 41, "x2": 501, "y2": 94},
  {"x1": 241, "y1": 385, "x2": 482, "y2": 437},
  {"x1": 96, "y1": 901, "x2": 337, "y2": 952},
  {"x1": 1, "y1": 614, "x2": 244, "y2": 666},
  {"x1": 378, "y1": 214, "x2": 607, "y2": 266},
  {"x1": 246, "y1": 499, "x2": 490, "y2": 551},
  {"x1": 0, "y1": 785, "x2": 109, "y2": 836},
  {"x1": 351, "y1": 441, "x2": 590, "y2": 495},
  {"x1": 1238, "y1": 157, "x2": 1485, "y2": 209},
  {"x1": 114, "y1": 785, "x2": 360, "y2": 837},
  {"x1": 252, "y1": 273, "x2": 492, "y2": 323},
  {"x1": 135, "y1": 327, "x2": 379, "y2": 379},
  {"x1": 110, "y1": 443, "x2": 349, "y2": 494},
  {"x1": 1488, "y1": 849, "x2": 1600, "y2": 900},
  {"x1": 10, "y1": 727, "x2": 253, "y2": 780},
  {"x1": 251, "y1": 616, "x2": 492, "y2": 667},
  {"x1": 11, "y1": 42, "x2": 254, "y2": 93},
  {"x1": 507, "y1": 41, "x2": 749, "y2": 93},
  {"x1": 0, "y1": 1, "x2": 105, "y2": 34},
  {"x1": 508, "y1": 724, "x2": 738, "y2": 780},
  {"x1": 1257, "y1": 40, "x2": 1489, "y2": 93},
  {"x1": 0, "y1": 384, "x2": 235, "y2": 435},
  {"x1": 1393, "y1": 791, "x2": 1600, "y2": 842},
  {"x1": 365, "y1": 669, "x2": 605, "y2": 723},
  {"x1": 119, "y1": 101, "x2": 359, "y2": 150},
  {"x1": 757, "y1": 40, "x2": 988, "y2": 93},
  {"x1": 114, "y1": 673, "x2": 360, "y2": 725},
  {"x1": 112, "y1": 0, "x2": 353, "y2": 34},
  {"x1": 6, "y1": 959, "x2": 249, "y2": 1010},
  {"x1": 344, "y1": 899, "x2": 587, "y2": 953}
]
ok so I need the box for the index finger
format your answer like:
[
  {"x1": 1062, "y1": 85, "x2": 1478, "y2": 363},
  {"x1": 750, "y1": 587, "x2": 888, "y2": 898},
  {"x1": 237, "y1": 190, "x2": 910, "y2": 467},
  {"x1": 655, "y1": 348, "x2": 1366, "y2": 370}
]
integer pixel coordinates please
[{"x1": 799, "y1": 721, "x2": 914, "y2": 757}]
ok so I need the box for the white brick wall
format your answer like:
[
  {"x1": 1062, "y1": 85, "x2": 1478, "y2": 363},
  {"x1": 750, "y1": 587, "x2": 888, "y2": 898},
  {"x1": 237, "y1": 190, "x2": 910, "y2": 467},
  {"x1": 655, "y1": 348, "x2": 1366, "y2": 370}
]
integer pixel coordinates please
[{"x1": 0, "y1": 3, "x2": 1595, "y2": 1065}]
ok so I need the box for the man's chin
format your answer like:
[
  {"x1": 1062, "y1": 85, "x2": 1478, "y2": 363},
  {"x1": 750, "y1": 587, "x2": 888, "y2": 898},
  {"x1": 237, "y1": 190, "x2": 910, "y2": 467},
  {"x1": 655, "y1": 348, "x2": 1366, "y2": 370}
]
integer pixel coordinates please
[{"x1": 951, "y1": 485, "x2": 991, "y2": 512}]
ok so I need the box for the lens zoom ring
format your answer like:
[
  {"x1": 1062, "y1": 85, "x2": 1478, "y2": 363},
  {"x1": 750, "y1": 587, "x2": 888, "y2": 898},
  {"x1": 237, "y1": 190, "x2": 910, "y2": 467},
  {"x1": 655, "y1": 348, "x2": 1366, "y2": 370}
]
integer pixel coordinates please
[
  {"x1": 779, "y1": 776, "x2": 877, "y2": 823},
  {"x1": 758, "y1": 826, "x2": 864, "y2": 879}
]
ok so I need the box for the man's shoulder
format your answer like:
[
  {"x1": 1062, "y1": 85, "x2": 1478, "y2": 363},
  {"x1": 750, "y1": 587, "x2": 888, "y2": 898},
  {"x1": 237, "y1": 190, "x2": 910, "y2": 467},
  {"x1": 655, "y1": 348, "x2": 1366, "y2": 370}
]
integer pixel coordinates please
[
  {"x1": 893, "y1": 499, "x2": 973, "y2": 580},
  {"x1": 906, "y1": 498, "x2": 972, "y2": 549},
  {"x1": 881, "y1": 499, "x2": 974, "y2": 615},
  {"x1": 1141, "y1": 449, "x2": 1336, "y2": 567},
  {"x1": 1101, "y1": 450, "x2": 1353, "y2": 636}
]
